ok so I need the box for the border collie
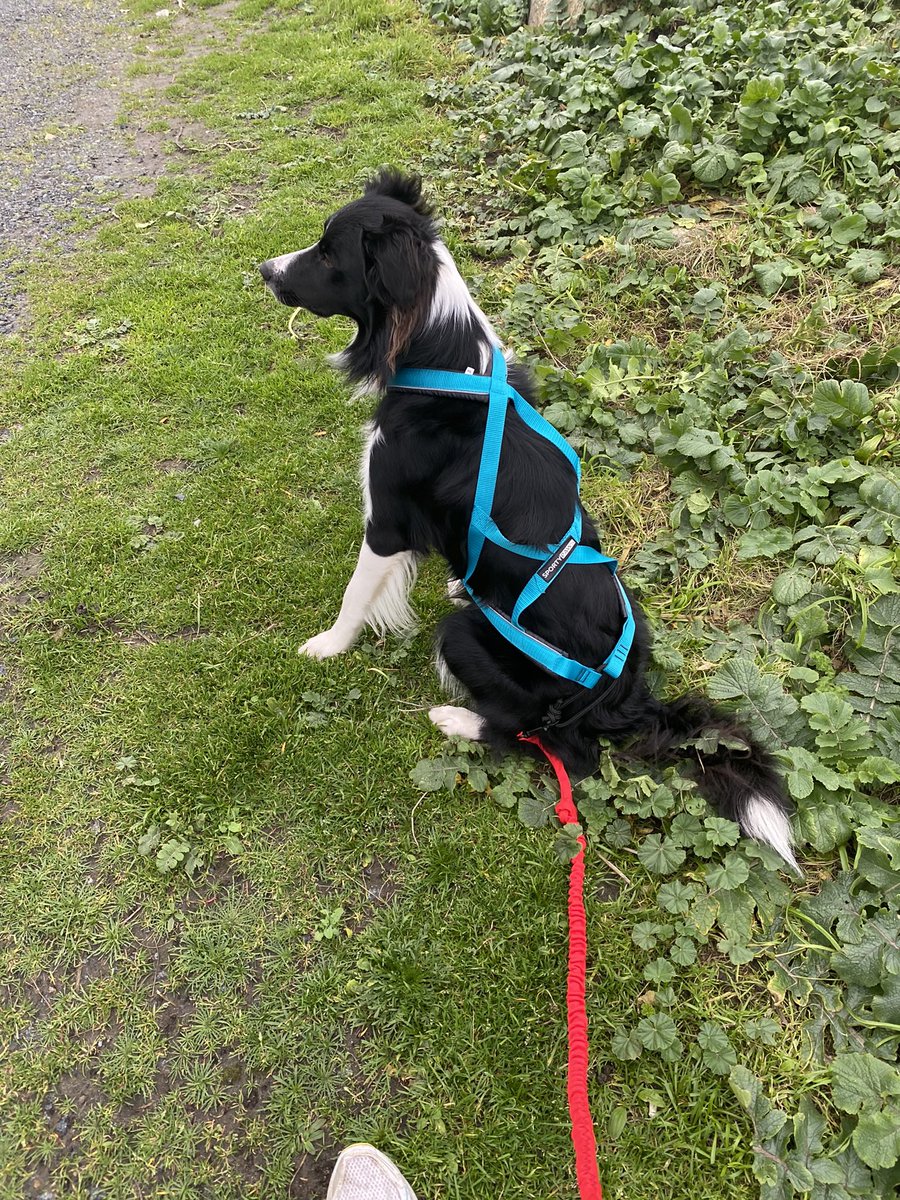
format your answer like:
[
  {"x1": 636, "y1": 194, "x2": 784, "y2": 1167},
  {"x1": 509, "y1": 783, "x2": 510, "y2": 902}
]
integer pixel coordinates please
[{"x1": 259, "y1": 169, "x2": 798, "y2": 871}]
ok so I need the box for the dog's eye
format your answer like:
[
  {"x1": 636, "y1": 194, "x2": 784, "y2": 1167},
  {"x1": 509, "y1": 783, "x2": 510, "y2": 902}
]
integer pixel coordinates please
[{"x1": 319, "y1": 245, "x2": 333, "y2": 268}]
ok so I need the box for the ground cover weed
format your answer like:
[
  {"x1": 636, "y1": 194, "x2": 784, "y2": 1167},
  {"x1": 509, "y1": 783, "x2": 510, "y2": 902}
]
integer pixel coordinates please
[{"x1": 419, "y1": 2, "x2": 900, "y2": 1193}]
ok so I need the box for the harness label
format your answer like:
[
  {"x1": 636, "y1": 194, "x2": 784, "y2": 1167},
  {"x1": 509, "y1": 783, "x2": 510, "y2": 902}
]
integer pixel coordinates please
[{"x1": 538, "y1": 536, "x2": 578, "y2": 583}]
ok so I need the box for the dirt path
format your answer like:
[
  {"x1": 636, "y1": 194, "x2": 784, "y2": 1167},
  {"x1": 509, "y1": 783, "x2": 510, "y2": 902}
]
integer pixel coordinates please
[{"x1": 0, "y1": 0, "x2": 168, "y2": 333}]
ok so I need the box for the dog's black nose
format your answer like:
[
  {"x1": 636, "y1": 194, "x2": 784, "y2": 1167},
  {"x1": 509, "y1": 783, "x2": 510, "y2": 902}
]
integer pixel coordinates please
[{"x1": 259, "y1": 260, "x2": 275, "y2": 282}]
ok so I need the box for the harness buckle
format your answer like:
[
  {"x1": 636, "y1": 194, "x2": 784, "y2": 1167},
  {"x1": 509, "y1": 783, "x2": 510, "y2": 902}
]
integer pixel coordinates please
[{"x1": 600, "y1": 641, "x2": 630, "y2": 679}]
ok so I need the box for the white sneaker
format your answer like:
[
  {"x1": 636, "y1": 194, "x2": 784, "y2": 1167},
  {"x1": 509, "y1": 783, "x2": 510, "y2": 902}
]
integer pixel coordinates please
[{"x1": 326, "y1": 1144, "x2": 418, "y2": 1200}]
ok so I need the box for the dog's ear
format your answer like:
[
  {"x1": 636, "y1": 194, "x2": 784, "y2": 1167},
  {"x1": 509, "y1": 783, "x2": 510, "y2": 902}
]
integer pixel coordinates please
[
  {"x1": 363, "y1": 221, "x2": 435, "y2": 372},
  {"x1": 364, "y1": 168, "x2": 433, "y2": 216},
  {"x1": 363, "y1": 221, "x2": 427, "y2": 313}
]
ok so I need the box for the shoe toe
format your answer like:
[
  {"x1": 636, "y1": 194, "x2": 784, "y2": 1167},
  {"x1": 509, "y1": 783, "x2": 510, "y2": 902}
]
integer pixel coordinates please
[{"x1": 326, "y1": 1144, "x2": 416, "y2": 1200}]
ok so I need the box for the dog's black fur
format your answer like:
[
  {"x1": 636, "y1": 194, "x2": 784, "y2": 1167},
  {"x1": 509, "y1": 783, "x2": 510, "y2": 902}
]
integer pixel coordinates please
[{"x1": 260, "y1": 168, "x2": 798, "y2": 869}]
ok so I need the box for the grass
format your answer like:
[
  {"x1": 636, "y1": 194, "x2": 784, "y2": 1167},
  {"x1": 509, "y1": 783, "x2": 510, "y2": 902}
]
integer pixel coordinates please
[{"x1": 0, "y1": 2, "x2": 852, "y2": 1198}]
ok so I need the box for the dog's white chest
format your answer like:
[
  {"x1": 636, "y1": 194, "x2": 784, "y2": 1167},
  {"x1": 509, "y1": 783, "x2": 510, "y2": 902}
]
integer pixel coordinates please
[{"x1": 359, "y1": 421, "x2": 384, "y2": 522}]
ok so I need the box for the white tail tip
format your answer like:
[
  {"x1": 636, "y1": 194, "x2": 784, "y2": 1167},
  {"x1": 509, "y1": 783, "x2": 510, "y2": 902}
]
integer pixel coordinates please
[{"x1": 742, "y1": 794, "x2": 801, "y2": 874}]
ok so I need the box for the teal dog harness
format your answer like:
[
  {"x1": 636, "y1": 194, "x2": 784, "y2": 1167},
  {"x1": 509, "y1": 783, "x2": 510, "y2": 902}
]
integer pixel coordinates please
[{"x1": 391, "y1": 347, "x2": 635, "y2": 689}]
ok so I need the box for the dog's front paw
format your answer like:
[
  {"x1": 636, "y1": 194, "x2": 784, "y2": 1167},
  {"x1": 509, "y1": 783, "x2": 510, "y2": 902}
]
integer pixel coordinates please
[{"x1": 298, "y1": 628, "x2": 353, "y2": 659}]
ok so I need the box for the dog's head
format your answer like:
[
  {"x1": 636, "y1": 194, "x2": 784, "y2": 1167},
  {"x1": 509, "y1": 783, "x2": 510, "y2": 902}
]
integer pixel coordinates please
[{"x1": 259, "y1": 169, "x2": 440, "y2": 378}]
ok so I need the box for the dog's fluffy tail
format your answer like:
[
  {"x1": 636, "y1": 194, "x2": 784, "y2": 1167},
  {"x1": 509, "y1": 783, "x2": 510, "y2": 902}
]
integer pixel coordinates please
[{"x1": 627, "y1": 694, "x2": 799, "y2": 873}]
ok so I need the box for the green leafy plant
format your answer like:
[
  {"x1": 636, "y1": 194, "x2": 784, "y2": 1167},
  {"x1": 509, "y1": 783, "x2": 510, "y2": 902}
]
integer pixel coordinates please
[
  {"x1": 313, "y1": 905, "x2": 346, "y2": 942},
  {"x1": 423, "y1": 1, "x2": 900, "y2": 1192}
]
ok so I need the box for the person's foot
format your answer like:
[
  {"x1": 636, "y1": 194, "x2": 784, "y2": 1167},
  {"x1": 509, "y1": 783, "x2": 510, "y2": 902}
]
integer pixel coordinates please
[{"x1": 326, "y1": 1144, "x2": 418, "y2": 1200}]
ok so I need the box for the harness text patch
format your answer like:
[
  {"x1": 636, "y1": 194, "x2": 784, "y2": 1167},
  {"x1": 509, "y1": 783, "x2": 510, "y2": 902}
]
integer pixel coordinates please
[{"x1": 538, "y1": 535, "x2": 578, "y2": 584}]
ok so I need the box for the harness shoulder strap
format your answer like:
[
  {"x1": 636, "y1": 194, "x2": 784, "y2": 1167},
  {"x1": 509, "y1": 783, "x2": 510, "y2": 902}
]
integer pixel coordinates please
[
  {"x1": 465, "y1": 348, "x2": 512, "y2": 584},
  {"x1": 508, "y1": 386, "x2": 582, "y2": 483}
]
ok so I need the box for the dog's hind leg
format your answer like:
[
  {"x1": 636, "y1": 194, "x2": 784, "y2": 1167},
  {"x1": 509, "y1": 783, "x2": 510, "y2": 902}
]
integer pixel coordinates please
[
  {"x1": 435, "y1": 647, "x2": 469, "y2": 700},
  {"x1": 300, "y1": 541, "x2": 418, "y2": 659},
  {"x1": 428, "y1": 705, "x2": 486, "y2": 741},
  {"x1": 432, "y1": 606, "x2": 533, "y2": 741}
]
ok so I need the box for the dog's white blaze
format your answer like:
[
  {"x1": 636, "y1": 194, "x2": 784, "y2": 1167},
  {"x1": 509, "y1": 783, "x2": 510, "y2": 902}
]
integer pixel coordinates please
[
  {"x1": 742, "y1": 794, "x2": 800, "y2": 874},
  {"x1": 267, "y1": 248, "x2": 302, "y2": 273},
  {"x1": 263, "y1": 243, "x2": 318, "y2": 301},
  {"x1": 266, "y1": 242, "x2": 316, "y2": 276},
  {"x1": 428, "y1": 704, "x2": 485, "y2": 740},
  {"x1": 428, "y1": 241, "x2": 498, "y2": 370},
  {"x1": 360, "y1": 421, "x2": 384, "y2": 523}
]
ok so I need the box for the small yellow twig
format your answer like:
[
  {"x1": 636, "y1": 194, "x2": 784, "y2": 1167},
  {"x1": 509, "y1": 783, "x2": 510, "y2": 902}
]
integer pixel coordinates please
[{"x1": 287, "y1": 307, "x2": 304, "y2": 340}]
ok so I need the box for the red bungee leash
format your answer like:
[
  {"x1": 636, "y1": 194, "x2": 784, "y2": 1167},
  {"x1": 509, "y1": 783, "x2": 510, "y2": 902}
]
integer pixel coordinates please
[{"x1": 518, "y1": 732, "x2": 603, "y2": 1200}]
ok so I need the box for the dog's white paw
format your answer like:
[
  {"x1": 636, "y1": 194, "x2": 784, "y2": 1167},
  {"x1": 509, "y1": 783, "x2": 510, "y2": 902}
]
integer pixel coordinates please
[
  {"x1": 428, "y1": 705, "x2": 485, "y2": 740},
  {"x1": 299, "y1": 628, "x2": 353, "y2": 659}
]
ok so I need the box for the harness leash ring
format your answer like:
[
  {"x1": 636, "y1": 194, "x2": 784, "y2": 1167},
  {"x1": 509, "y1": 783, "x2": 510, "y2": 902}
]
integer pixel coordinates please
[{"x1": 522, "y1": 671, "x2": 620, "y2": 739}]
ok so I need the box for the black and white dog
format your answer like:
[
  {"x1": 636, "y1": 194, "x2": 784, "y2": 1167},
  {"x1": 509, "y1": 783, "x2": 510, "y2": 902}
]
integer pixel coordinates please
[{"x1": 259, "y1": 169, "x2": 798, "y2": 871}]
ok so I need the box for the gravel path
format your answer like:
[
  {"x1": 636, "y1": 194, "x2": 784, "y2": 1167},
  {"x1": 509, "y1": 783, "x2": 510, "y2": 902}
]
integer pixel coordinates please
[{"x1": 0, "y1": 0, "x2": 163, "y2": 333}]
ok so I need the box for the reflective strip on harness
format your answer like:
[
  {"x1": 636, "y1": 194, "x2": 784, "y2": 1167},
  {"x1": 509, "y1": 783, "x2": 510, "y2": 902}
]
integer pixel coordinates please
[{"x1": 390, "y1": 348, "x2": 635, "y2": 686}]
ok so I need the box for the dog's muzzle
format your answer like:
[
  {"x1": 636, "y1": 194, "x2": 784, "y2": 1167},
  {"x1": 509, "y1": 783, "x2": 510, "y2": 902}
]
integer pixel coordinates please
[{"x1": 258, "y1": 259, "x2": 288, "y2": 305}]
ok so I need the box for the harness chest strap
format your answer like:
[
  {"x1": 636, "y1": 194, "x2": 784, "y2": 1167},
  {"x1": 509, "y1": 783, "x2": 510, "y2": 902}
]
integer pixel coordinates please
[{"x1": 390, "y1": 347, "x2": 635, "y2": 688}]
